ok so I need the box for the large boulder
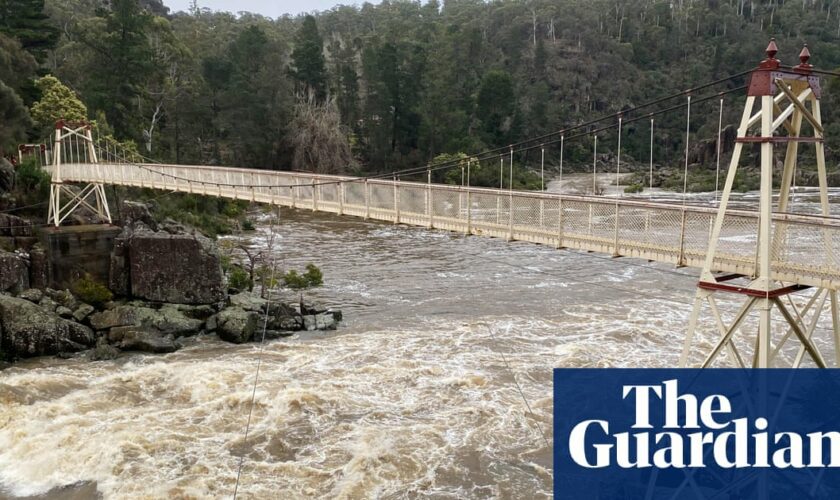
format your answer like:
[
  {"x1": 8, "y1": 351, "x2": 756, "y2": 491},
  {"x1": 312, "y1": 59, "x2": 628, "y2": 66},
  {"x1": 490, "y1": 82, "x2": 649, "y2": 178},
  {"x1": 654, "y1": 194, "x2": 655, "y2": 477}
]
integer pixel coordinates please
[
  {"x1": 108, "y1": 326, "x2": 178, "y2": 354},
  {"x1": 126, "y1": 229, "x2": 226, "y2": 304},
  {"x1": 216, "y1": 307, "x2": 258, "y2": 344},
  {"x1": 0, "y1": 295, "x2": 94, "y2": 358},
  {"x1": 0, "y1": 250, "x2": 29, "y2": 294},
  {"x1": 89, "y1": 303, "x2": 202, "y2": 337}
]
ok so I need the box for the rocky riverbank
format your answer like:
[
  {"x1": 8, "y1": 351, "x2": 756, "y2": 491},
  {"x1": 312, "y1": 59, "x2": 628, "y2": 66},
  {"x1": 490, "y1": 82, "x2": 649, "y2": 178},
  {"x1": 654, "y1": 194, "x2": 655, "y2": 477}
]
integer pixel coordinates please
[
  {"x1": 0, "y1": 288, "x2": 341, "y2": 363},
  {"x1": 0, "y1": 199, "x2": 342, "y2": 365}
]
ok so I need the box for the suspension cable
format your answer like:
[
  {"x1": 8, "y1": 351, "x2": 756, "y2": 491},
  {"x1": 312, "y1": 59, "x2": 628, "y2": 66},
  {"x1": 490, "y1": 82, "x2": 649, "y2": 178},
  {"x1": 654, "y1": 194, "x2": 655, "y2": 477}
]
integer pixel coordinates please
[
  {"x1": 682, "y1": 94, "x2": 692, "y2": 204},
  {"x1": 649, "y1": 117, "x2": 654, "y2": 196},
  {"x1": 715, "y1": 97, "x2": 724, "y2": 203},
  {"x1": 232, "y1": 207, "x2": 281, "y2": 499}
]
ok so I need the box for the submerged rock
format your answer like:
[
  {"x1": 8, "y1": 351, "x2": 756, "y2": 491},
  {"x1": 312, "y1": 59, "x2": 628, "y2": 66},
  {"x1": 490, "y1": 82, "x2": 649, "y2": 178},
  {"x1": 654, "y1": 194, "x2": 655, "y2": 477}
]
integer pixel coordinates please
[
  {"x1": 88, "y1": 339, "x2": 121, "y2": 361},
  {"x1": 0, "y1": 295, "x2": 94, "y2": 358}
]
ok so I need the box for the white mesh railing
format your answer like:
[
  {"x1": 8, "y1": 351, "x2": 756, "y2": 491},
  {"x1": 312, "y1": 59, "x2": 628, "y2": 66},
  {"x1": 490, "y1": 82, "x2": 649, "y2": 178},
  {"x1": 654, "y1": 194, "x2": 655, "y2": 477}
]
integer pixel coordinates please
[{"x1": 53, "y1": 161, "x2": 840, "y2": 290}]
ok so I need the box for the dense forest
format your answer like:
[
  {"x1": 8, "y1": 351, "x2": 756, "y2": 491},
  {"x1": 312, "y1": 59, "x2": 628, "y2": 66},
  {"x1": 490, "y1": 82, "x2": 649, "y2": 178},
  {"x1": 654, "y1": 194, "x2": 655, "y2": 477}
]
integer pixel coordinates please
[{"x1": 3, "y1": 0, "x2": 840, "y2": 186}]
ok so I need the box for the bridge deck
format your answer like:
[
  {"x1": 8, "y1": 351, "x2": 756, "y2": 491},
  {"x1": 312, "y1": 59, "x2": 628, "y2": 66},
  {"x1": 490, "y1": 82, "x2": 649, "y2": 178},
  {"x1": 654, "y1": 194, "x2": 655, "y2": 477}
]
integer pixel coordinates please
[{"x1": 55, "y1": 162, "x2": 840, "y2": 290}]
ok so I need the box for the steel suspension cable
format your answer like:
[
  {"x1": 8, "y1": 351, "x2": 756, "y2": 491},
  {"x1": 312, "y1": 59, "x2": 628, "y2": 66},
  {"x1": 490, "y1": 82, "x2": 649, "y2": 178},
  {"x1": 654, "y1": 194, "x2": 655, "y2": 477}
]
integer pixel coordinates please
[
  {"x1": 683, "y1": 95, "x2": 692, "y2": 204},
  {"x1": 715, "y1": 97, "x2": 724, "y2": 203}
]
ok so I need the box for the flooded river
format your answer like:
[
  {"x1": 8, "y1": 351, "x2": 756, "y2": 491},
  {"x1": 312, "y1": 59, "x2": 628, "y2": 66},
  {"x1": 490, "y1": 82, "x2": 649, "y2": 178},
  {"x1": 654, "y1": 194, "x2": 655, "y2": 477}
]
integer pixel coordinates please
[{"x1": 1, "y1": 183, "x2": 838, "y2": 499}]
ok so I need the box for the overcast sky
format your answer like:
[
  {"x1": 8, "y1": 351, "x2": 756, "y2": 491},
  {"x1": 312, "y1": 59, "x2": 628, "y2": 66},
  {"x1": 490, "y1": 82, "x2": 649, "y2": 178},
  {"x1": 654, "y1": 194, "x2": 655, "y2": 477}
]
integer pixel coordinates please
[{"x1": 165, "y1": 0, "x2": 379, "y2": 17}]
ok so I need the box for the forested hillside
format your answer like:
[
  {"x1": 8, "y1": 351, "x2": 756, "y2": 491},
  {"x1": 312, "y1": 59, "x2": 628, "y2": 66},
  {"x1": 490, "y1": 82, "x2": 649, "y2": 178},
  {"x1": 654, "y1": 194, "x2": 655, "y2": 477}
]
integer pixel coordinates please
[{"x1": 3, "y1": 0, "x2": 840, "y2": 182}]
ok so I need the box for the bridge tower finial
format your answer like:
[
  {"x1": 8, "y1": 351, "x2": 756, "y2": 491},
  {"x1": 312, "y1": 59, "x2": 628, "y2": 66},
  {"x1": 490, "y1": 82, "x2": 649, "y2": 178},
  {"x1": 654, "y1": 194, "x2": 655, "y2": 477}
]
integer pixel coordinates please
[{"x1": 681, "y1": 39, "x2": 837, "y2": 369}]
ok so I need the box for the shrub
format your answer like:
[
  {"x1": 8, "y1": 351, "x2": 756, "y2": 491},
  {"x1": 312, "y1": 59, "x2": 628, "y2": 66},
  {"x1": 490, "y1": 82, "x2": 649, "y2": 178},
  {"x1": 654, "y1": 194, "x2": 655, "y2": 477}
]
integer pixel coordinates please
[
  {"x1": 624, "y1": 183, "x2": 644, "y2": 194},
  {"x1": 72, "y1": 275, "x2": 113, "y2": 307},
  {"x1": 282, "y1": 263, "x2": 324, "y2": 289},
  {"x1": 241, "y1": 219, "x2": 255, "y2": 231},
  {"x1": 228, "y1": 266, "x2": 252, "y2": 291},
  {"x1": 303, "y1": 263, "x2": 323, "y2": 286}
]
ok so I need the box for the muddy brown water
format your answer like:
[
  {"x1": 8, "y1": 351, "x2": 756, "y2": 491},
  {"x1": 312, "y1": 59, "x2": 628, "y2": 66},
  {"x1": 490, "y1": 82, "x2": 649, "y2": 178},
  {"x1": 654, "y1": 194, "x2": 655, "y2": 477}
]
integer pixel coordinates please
[{"x1": 1, "y1": 185, "x2": 839, "y2": 499}]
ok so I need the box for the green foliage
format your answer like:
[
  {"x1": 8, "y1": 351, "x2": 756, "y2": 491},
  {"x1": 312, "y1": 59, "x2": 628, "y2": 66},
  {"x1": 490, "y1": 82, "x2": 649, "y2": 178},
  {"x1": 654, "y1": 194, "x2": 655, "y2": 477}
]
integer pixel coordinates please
[
  {"x1": 477, "y1": 70, "x2": 516, "y2": 146},
  {"x1": 71, "y1": 274, "x2": 113, "y2": 307},
  {"x1": 0, "y1": 79, "x2": 31, "y2": 155},
  {"x1": 255, "y1": 265, "x2": 279, "y2": 289},
  {"x1": 227, "y1": 266, "x2": 251, "y2": 291},
  {"x1": 440, "y1": 152, "x2": 542, "y2": 190},
  {"x1": 291, "y1": 15, "x2": 327, "y2": 101},
  {"x1": 241, "y1": 219, "x2": 255, "y2": 231},
  {"x1": 0, "y1": 0, "x2": 59, "y2": 63},
  {"x1": 24, "y1": 0, "x2": 840, "y2": 184},
  {"x1": 624, "y1": 183, "x2": 644, "y2": 194},
  {"x1": 282, "y1": 263, "x2": 323, "y2": 289},
  {"x1": 0, "y1": 32, "x2": 36, "y2": 97},
  {"x1": 30, "y1": 75, "x2": 87, "y2": 130}
]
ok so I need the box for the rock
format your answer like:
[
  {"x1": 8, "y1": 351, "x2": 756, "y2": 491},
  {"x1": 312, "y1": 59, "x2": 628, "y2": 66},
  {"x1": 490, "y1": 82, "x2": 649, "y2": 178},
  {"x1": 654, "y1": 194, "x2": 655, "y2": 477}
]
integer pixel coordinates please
[
  {"x1": 56, "y1": 306, "x2": 73, "y2": 319},
  {"x1": 0, "y1": 213, "x2": 33, "y2": 237},
  {"x1": 89, "y1": 305, "x2": 141, "y2": 330},
  {"x1": 263, "y1": 330, "x2": 295, "y2": 340},
  {"x1": 153, "y1": 304, "x2": 203, "y2": 337},
  {"x1": 127, "y1": 231, "x2": 226, "y2": 305},
  {"x1": 0, "y1": 295, "x2": 95, "y2": 358},
  {"x1": 230, "y1": 292, "x2": 267, "y2": 312},
  {"x1": 88, "y1": 339, "x2": 120, "y2": 361},
  {"x1": 109, "y1": 326, "x2": 178, "y2": 354},
  {"x1": 121, "y1": 201, "x2": 158, "y2": 231},
  {"x1": 0, "y1": 250, "x2": 29, "y2": 294},
  {"x1": 171, "y1": 303, "x2": 216, "y2": 320},
  {"x1": 205, "y1": 314, "x2": 218, "y2": 332},
  {"x1": 0, "y1": 158, "x2": 13, "y2": 193},
  {"x1": 89, "y1": 303, "x2": 202, "y2": 337},
  {"x1": 108, "y1": 236, "x2": 130, "y2": 297},
  {"x1": 44, "y1": 289, "x2": 79, "y2": 311},
  {"x1": 302, "y1": 312, "x2": 340, "y2": 332},
  {"x1": 73, "y1": 303, "x2": 95, "y2": 322},
  {"x1": 270, "y1": 315, "x2": 302, "y2": 331},
  {"x1": 216, "y1": 307, "x2": 258, "y2": 344},
  {"x1": 28, "y1": 244, "x2": 49, "y2": 290},
  {"x1": 159, "y1": 218, "x2": 186, "y2": 234},
  {"x1": 18, "y1": 288, "x2": 43, "y2": 303},
  {"x1": 38, "y1": 296, "x2": 58, "y2": 313}
]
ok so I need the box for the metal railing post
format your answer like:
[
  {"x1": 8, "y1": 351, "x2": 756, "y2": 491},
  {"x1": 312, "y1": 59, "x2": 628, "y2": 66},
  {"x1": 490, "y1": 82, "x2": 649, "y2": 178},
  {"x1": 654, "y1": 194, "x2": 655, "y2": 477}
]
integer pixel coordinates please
[
  {"x1": 364, "y1": 179, "x2": 370, "y2": 220},
  {"x1": 613, "y1": 203, "x2": 620, "y2": 256},
  {"x1": 677, "y1": 209, "x2": 688, "y2": 267},
  {"x1": 557, "y1": 198, "x2": 564, "y2": 248},
  {"x1": 466, "y1": 188, "x2": 472, "y2": 235},
  {"x1": 393, "y1": 177, "x2": 400, "y2": 224}
]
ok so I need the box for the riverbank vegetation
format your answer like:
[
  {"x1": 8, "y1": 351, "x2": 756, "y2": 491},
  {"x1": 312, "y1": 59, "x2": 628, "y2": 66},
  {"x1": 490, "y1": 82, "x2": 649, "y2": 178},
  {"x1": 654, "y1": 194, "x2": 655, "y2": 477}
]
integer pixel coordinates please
[{"x1": 3, "y1": 0, "x2": 840, "y2": 195}]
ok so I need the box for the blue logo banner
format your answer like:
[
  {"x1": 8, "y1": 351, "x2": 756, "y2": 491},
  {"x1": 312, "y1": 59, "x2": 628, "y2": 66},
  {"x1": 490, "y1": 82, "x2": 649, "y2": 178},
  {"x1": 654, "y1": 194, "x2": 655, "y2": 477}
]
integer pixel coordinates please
[{"x1": 554, "y1": 369, "x2": 840, "y2": 499}]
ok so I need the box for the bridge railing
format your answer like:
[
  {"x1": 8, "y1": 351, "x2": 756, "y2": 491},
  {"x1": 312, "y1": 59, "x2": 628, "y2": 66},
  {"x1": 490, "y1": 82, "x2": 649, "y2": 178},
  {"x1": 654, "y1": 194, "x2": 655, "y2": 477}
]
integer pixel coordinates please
[{"x1": 52, "y1": 162, "x2": 840, "y2": 290}]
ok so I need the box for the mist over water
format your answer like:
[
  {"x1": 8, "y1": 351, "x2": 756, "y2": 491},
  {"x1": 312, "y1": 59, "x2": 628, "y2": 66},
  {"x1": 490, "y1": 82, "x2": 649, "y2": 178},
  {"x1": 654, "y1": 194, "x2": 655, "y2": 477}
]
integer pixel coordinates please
[{"x1": 1, "y1": 185, "x2": 838, "y2": 498}]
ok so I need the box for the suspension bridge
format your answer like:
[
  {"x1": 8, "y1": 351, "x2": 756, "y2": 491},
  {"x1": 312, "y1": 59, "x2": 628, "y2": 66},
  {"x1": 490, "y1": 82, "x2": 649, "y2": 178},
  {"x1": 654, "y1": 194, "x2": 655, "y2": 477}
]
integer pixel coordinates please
[{"x1": 25, "y1": 40, "x2": 840, "y2": 370}]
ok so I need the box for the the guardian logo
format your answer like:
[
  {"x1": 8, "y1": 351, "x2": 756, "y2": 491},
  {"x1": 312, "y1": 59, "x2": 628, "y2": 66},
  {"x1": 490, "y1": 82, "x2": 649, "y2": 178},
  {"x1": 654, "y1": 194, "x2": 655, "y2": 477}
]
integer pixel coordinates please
[
  {"x1": 554, "y1": 369, "x2": 840, "y2": 499},
  {"x1": 569, "y1": 379, "x2": 839, "y2": 469}
]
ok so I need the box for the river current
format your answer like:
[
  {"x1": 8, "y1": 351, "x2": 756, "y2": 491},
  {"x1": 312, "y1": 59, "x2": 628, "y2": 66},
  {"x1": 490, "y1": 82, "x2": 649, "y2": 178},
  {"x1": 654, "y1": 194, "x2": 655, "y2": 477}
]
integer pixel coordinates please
[{"x1": 1, "y1": 181, "x2": 838, "y2": 499}]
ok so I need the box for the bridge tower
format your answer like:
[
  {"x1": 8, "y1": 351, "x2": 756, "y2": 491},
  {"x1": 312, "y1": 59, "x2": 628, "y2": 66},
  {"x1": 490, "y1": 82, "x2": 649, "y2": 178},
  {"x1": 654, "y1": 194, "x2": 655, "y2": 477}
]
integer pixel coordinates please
[
  {"x1": 681, "y1": 40, "x2": 837, "y2": 369},
  {"x1": 47, "y1": 121, "x2": 112, "y2": 227}
]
